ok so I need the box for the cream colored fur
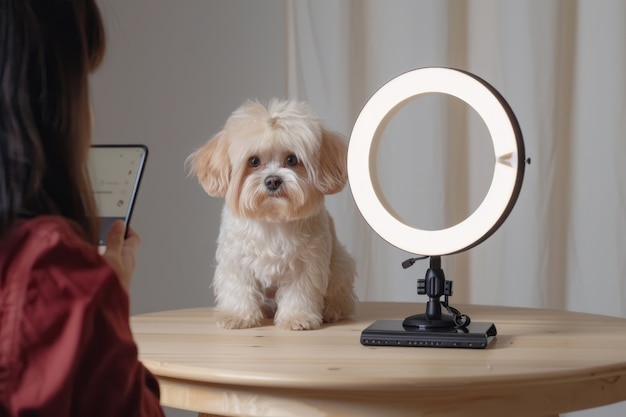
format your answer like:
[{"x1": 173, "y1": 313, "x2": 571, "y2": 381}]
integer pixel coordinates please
[{"x1": 188, "y1": 99, "x2": 356, "y2": 330}]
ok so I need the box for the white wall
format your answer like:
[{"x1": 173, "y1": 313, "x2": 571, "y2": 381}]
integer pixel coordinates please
[
  {"x1": 91, "y1": 2, "x2": 286, "y2": 415},
  {"x1": 91, "y1": 0, "x2": 286, "y2": 313}
]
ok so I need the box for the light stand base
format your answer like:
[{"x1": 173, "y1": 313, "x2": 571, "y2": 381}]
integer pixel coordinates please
[
  {"x1": 364, "y1": 255, "x2": 497, "y2": 348},
  {"x1": 361, "y1": 319, "x2": 497, "y2": 349},
  {"x1": 402, "y1": 313, "x2": 456, "y2": 329}
]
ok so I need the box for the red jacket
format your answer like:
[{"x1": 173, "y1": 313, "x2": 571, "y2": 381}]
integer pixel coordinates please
[{"x1": 0, "y1": 216, "x2": 165, "y2": 416}]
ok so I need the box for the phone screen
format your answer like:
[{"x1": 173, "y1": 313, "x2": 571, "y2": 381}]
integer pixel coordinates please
[{"x1": 88, "y1": 145, "x2": 148, "y2": 248}]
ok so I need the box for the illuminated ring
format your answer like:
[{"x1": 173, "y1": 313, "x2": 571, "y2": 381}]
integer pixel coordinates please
[{"x1": 348, "y1": 67, "x2": 525, "y2": 256}]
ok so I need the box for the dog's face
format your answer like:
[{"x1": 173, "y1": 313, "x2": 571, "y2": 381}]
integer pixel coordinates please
[{"x1": 188, "y1": 99, "x2": 348, "y2": 222}]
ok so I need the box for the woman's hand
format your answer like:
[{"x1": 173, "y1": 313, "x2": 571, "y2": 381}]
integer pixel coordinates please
[{"x1": 102, "y1": 220, "x2": 141, "y2": 292}]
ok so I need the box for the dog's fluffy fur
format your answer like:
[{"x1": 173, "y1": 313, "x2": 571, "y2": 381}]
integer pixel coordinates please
[{"x1": 188, "y1": 99, "x2": 356, "y2": 330}]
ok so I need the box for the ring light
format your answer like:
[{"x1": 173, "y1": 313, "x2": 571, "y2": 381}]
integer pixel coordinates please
[{"x1": 348, "y1": 67, "x2": 526, "y2": 256}]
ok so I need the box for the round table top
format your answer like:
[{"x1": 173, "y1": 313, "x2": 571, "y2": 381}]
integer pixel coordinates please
[
  {"x1": 130, "y1": 302, "x2": 626, "y2": 391},
  {"x1": 131, "y1": 302, "x2": 626, "y2": 416}
]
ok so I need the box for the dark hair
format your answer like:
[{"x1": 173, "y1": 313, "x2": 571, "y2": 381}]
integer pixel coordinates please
[{"x1": 0, "y1": 0, "x2": 106, "y2": 243}]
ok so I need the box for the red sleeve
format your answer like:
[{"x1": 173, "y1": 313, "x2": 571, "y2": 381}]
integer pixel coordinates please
[
  {"x1": 0, "y1": 216, "x2": 165, "y2": 417},
  {"x1": 72, "y1": 274, "x2": 165, "y2": 417}
]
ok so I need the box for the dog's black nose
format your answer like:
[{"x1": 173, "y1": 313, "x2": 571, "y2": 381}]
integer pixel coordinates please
[{"x1": 265, "y1": 176, "x2": 282, "y2": 191}]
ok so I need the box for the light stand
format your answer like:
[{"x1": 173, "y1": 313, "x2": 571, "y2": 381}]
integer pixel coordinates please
[
  {"x1": 402, "y1": 256, "x2": 457, "y2": 329},
  {"x1": 360, "y1": 253, "x2": 496, "y2": 348},
  {"x1": 348, "y1": 67, "x2": 527, "y2": 349}
]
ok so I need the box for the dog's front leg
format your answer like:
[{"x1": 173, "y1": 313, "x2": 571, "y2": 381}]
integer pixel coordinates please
[
  {"x1": 274, "y1": 266, "x2": 327, "y2": 331},
  {"x1": 213, "y1": 265, "x2": 264, "y2": 329}
]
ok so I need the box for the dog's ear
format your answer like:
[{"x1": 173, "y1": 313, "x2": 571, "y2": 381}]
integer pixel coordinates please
[
  {"x1": 186, "y1": 132, "x2": 230, "y2": 197},
  {"x1": 314, "y1": 129, "x2": 349, "y2": 195}
]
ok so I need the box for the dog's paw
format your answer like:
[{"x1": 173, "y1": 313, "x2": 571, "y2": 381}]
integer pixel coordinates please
[
  {"x1": 275, "y1": 315, "x2": 322, "y2": 331},
  {"x1": 215, "y1": 311, "x2": 261, "y2": 329}
]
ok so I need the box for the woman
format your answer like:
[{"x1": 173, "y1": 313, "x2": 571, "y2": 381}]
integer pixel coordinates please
[{"x1": 0, "y1": 1, "x2": 165, "y2": 415}]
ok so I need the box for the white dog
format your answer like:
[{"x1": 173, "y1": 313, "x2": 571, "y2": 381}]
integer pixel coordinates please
[{"x1": 188, "y1": 99, "x2": 357, "y2": 330}]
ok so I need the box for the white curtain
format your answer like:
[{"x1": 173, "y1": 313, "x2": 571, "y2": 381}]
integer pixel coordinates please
[{"x1": 287, "y1": 1, "x2": 626, "y2": 416}]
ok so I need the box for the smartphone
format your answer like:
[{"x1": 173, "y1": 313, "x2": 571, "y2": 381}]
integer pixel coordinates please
[{"x1": 88, "y1": 144, "x2": 148, "y2": 251}]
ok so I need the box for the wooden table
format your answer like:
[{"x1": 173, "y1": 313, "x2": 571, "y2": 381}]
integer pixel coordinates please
[{"x1": 130, "y1": 302, "x2": 626, "y2": 417}]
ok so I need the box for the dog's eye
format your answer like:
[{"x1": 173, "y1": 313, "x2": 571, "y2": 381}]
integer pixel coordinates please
[
  {"x1": 285, "y1": 154, "x2": 299, "y2": 166},
  {"x1": 248, "y1": 156, "x2": 261, "y2": 168}
]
